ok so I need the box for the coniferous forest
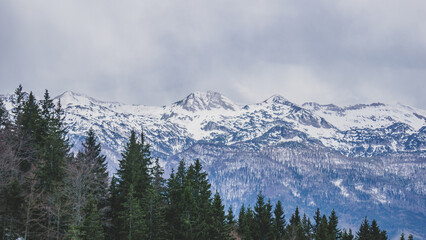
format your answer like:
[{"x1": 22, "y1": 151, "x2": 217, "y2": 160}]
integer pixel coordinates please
[{"x1": 0, "y1": 86, "x2": 415, "y2": 239}]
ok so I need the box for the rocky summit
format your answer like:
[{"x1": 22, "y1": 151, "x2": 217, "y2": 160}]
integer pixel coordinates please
[{"x1": 2, "y1": 91, "x2": 425, "y2": 238}]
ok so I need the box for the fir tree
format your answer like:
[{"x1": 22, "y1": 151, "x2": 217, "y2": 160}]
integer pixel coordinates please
[
  {"x1": 400, "y1": 233, "x2": 405, "y2": 240},
  {"x1": 80, "y1": 196, "x2": 105, "y2": 240},
  {"x1": 211, "y1": 191, "x2": 227, "y2": 240},
  {"x1": 253, "y1": 192, "x2": 273, "y2": 240},
  {"x1": 147, "y1": 158, "x2": 167, "y2": 240},
  {"x1": 313, "y1": 207, "x2": 322, "y2": 237},
  {"x1": 342, "y1": 228, "x2": 354, "y2": 240},
  {"x1": 237, "y1": 204, "x2": 246, "y2": 236},
  {"x1": 119, "y1": 184, "x2": 147, "y2": 240},
  {"x1": 288, "y1": 207, "x2": 303, "y2": 240},
  {"x1": 316, "y1": 214, "x2": 329, "y2": 240},
  {"x1": 356, "y1": 217, "x2": 370, "y2": 240},
  {"x1": 81, "y1": 129, "x2": 109, "y2": 229},
  {"x1": 272, "y1": 200, "x2": 286, "y2": 240},
  {"x1": 408, "y1": 234, "x2": 413, "y2": 240},
  {"x1": 328, "y1": 209, "x2": 340, "y2": 240}
]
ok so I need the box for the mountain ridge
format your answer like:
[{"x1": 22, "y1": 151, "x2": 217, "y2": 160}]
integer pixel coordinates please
[{"x1": 1, "y1": 90, "x2": 425, "y2": 238}]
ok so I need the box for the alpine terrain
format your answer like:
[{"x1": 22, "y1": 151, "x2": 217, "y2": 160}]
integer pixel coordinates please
[{"x1": 1, "y1": 90, "x2": 425, "y2": 238}]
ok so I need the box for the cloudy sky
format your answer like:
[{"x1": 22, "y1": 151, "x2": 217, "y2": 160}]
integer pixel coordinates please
[{"x1": 1, "y1": 0, "x2": 425, "y2": 108}]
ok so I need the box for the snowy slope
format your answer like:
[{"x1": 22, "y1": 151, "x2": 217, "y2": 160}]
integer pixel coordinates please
[{"x1": 1, "y1": 90, "x2": 425, "y2": 238}]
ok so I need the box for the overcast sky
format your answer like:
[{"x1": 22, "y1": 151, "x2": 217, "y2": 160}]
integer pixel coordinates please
[{"x1": 1, "y1": 0, "x2": 425, "y2": 108}]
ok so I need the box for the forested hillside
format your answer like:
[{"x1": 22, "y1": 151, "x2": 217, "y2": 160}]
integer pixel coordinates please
[{"x1": 0, "y1": 86, "x2": 417, "y2": 239}]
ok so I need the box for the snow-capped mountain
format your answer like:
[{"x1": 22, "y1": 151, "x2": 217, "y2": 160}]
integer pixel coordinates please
[{"x1": 1, "y1": 91, "x2": 425, "y2": 238}]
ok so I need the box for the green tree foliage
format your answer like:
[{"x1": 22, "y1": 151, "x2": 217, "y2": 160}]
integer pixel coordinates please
[
  {"x1": 342, "y1": 228, "x2": 355, "y2": 240},
  {"x1": 80, "y1": 196, "x2": 105, "y2": 240},
  {"x1": 211, "y1": 191, "x2": 228, "y2": 240},
  {"x1": 0, "y1": 85, "x2": 397, "y2": 240},
  {"x1": 272, "y1": 200, "x2": 286, "y2": 240},
  {"x1": 119, "y1": 184, "x2": 146, "y2": 240},
  {"x1": 328, "y1": 209, "x2": 340, "y2": 240},
  {"x1": 253, "y1": 193, "x2": 273, "y2": 240}
]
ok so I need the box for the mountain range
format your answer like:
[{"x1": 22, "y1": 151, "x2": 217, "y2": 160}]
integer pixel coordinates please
[{"x1": 1, "y1": 90, "x2": 425, "y2": 239}]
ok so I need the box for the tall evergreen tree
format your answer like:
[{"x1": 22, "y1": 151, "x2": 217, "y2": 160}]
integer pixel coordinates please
[
  {"x1": 80, "y1": 196, "x2": 105, "y2": 240},
  {"x1": 400, "y1": 233, "x2": 405, "y2": 240},
  {"x1": 313, "y1": 207, "x2": 322, "y2": 237},
  {"x1": 328, "y1": 209, "x2": 340, "y2": 240},
  {"x1": 114, "y1": 130, "x2": 153, "y2": 239},
  {"x1": 211, "y1": 191, "x2": 227, "y2": 240},
  {"x1": 341, "y1": 228, "x2": 354, "y2": 240},
  {"x1": 80, "y1": 128, "x2": 109, "y2": 230},
  {"x1": 356, "y1": 217, "x2": 370, "y2": 240},
  {"x1": 272, "y1": 200, "x2": 286, "y2": 240},
  {"x1": 408, "y1": 234, "x2": 413, "y2": 240},
  {"x1": 147, "y1": 158, "x2": 167, "y2": 240},
  {"x1": 253, "y1": 192, "x2": 273, "y2": 240},
  {"x1": 316, "y1": 214, "x2": 329, "y2": 240},
  {"x1": 119, "y1": 184, "x2": 147, "y2": 240},
  {"x1": 288, "y1": 207, "x2": 303, "y2": 240}
]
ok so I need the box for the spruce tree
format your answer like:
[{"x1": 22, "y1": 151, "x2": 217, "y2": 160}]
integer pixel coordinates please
[
  {"x1": 114, "y1": 130, "x2": 153, "y2": 239},
  {"x1": 313, "y1": 207, "x2": 322, "y2": 237},
  {"x1": 328, "y1": 209, "x2": 340, "y2": 240},
  {"x1": 408, "y1": 234, "x2": 413, "y2": 240},
  {"x1": 316, "y1": 214, "x2": 329, "y2": 240},
  {"x1": 147, "y1": 158, "x2": 167, "y2": 240},
  {"x1": 272, "y1": 200, "x2": 286, "y2": 240},
  {"x1": 342, "y1": 228, "x2": 354, "y2": 240},
  {"x1": 356, "y1": 217, "x2": 370, "y2": 240},
  {"x1": 237, "y1": 204, "x2": 246, "y2": 236},
  {"x1": 80, "y1": 196, "x2": 105, "y2": 240},
  {"x1": 211, "y1": 191, "x2": 227, "y2": 240},
  {"x1": 81, "y1": 128, "x2": 109, "y2": 228},
  {"x1": 253, "y1": 192, "x2": 273, "y2": 240},
  {"x1": 119, "y1": 184, "x2": 147, "y2": 240},
  {"x1": 400, "y1": 233, "x2": 405, "y2": 240}
]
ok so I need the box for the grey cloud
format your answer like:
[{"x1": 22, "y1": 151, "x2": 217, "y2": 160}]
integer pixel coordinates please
[{"x1": 0, "y1": 0, "x2": 425, "y2": 109}]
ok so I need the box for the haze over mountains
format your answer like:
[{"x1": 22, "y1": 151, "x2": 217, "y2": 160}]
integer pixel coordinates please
[{"x1": 1, "y1": 90, "x2": 425, "y2": 238}]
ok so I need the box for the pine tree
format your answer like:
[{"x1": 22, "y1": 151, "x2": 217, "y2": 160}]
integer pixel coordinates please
[
  {"x1": 313, "y1": 207, "x2": 322, "y2": 237},
  {"x1": 226, "y1": 206, "x2": 236, "y2": 227},
  {"x1": 119, "y1": 184, "x2": 147, "y2": 240},
  {"x1": 356, "y1": 217, "x2": 370, "y2": 240},
  {"x1": 288, "y1": 207, "x2": 303, "y2": 240},
  {"x1": 408, "y1": 234, "x2": 413, "y2": 240},
  {"x1": 316, "y1": 214, "x2": 329, "y2": 240},
  {"x1": 238, "y1": 204, "x2": 246, "y2": 236},
  {"x1": 328, "y1": 209, "x2": 340, "y2": 240},
  {"x1": 114, "y1": 130, "x2": 153, "y2": 239},
  {"x1": 400, "y1": 233, "x2": 405, "y2": 240},
  {"x1": 244, "y1": 207, "x2": 255, "y2": 240},
  {"x1": 81, "y1": 128, "x2": 109, "y2": 230},
  {"x1": 342, "y1": 228, "x2": 354, "y2": 240},
  {"x1": 147, "y1": 158, "x2": 167, "y2": 240},
  {"x1": 37, "y1": 96, "x2": 70, "y2": 191},
  {"x1": 272, "y1": 200, "x2": 285, "y2": 240},
  {"x1": 302, "y1": 213, "x2": 313, "y2": 239},
  {"x1": 211, "y1": 191, "x2": 227, "y2": 240},
  {"x1": 226, "y1": 206, "x2": 237, "y2": 239},
  {"x1": 80, "y1": 196, "x2": 105, "y2": 240},
  {"x1": 253, "y1": 192, "x2": 273, "y2": 240}
]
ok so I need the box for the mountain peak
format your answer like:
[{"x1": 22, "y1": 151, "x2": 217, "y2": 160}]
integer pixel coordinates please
[
  {"x1": 55, "y1": 91, "x2": 111, "y2": 106},
  {"x1": 264, "y1": 94, "x2": 289, "y2": 104},
  {"x1": 174, "y1": 91, "x2": 237, "y2": 112}
]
